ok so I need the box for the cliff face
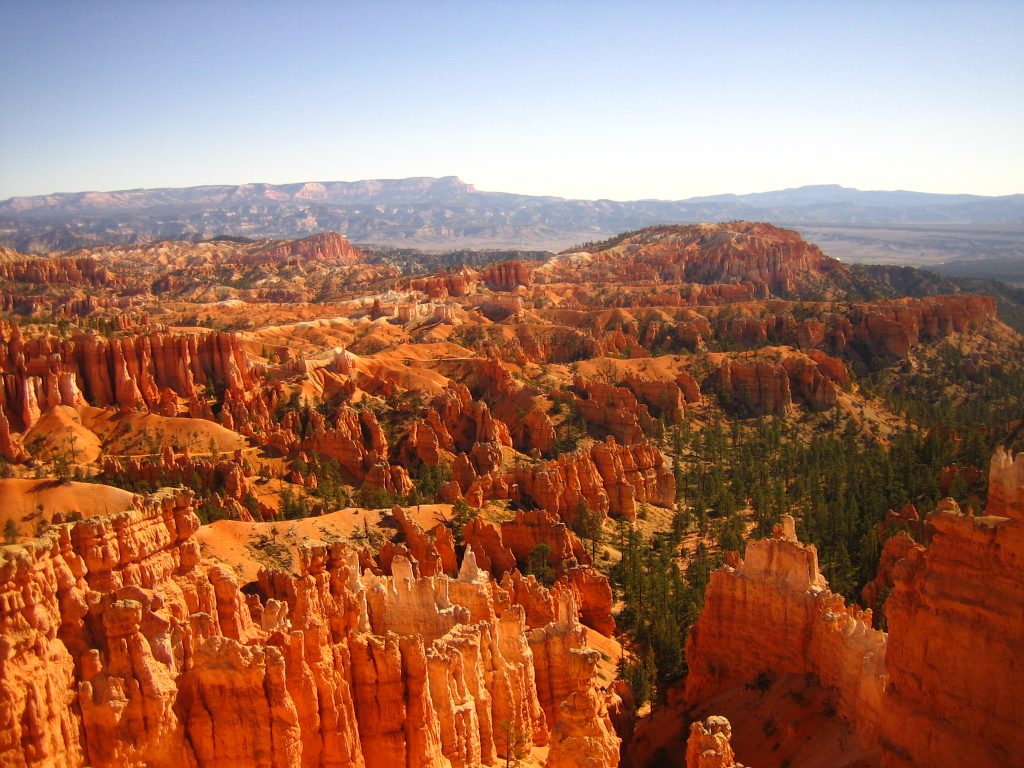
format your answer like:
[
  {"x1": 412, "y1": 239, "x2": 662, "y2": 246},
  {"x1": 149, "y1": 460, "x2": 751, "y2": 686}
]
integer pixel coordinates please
[
  {"x1": 0, "y1": 490, "x2": 618, "y2": 768},
  {"x1": 684, "y1": 516, "x2": 887, "y2": 752},
  {"x1": 0, "y1": 326, "x2": 259, "y2": 432},
  {"x1": 684, "y1": 450, "x2": 1024, "y2": 768},
  {"x1": 0, "y1": 256, "x2": 113, "y2": 287},
  {"x1": 878, "y1": 448, "x2": 1024, "y2": 768},
  {"x1": 481, "y1": 260, "x2": 534, "y2": 291},
  {"x1": 686, "y1": 716, "x2": 746, "y2": 768},
  {"x1": 452, "y1": 436, "x2": 675, "y2": 521}
]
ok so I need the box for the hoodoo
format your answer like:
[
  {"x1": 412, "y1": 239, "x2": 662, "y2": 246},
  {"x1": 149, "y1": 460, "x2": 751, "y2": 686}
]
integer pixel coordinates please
[
  {"x1": 0, "y1": 490, "x2": 620, "y2": 767},
  {"x1": 681, "y1": 450, "x2": 1024, "y2": 768}
]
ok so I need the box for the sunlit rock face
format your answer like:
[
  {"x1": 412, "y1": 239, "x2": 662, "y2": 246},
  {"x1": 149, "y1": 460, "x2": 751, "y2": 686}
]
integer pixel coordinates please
[
  {"x1": 878, "y1": 449, "x2": 1024, "y2": 768},
  {"x1": 684, "y1": 449, "x2": 1024, "y2": 768},
  {"x1": 686, "y1": 716, "x2": 746, "y2": 768},
  {"x1": 0, "y1": 489, "x2": 619, "y2": 768}
]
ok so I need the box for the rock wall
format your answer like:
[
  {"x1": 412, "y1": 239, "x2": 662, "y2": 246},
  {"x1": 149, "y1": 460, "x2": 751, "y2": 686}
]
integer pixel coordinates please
[
  {"x1": 0, "y1": 256, "x2": 113, "y2": 287},
  {"x1": 0, "y1": 489, "x2": 618, "y2": 768},
  {"x1": 685, "y1": 449, "x2": 1024, "y2": 768},
  {"x1": 878, "y1": 448, "x2": 1024, "y2": 768},
  {"x1": 247, "y1": 232, "x2": 364, "y2": 266},
  {"x1": 685, "y1": 516, "x2": 887, "y2": 752},
  {"x1": 449, "y1": 436, "x2": 674, "y2": 521},
  {"x1": 481, "y1": 261, "x2": 533, "y2": 291},
  {"x1": 547, "y1": 222, "x2": 846, "y2": 299},
  {"x1": 573, "y1": 378, "x2": 656, "y2": 445},
  {"x1": 707, "y1": 358, "x2": 792, "y2": 416},
  {"x1": 0, "y1": 325, "x2": 259, "y2": 433}
]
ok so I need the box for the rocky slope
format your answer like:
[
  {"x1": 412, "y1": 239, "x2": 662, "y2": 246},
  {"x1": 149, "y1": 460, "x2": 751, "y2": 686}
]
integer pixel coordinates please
[
  {"x1": 0, "y1": 490, "x2": 619, "y2": 768},
  {"x1": 0, "y1": 324, "x2": 258, "y2": 432},
  {"x1": 547, "y1": 222, "x2": 852, "y2": 300}
]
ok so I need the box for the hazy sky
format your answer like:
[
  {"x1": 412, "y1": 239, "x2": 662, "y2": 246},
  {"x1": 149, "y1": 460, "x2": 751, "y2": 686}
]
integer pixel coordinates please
[{"x1": 1, "y1": 1, "x2": 1022, "y2": 200}]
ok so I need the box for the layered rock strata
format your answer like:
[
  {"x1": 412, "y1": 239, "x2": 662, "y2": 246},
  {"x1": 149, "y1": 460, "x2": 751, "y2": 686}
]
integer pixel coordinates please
[
  {"x1": 0, "y1": 325, "x2": 259, "y2": 433},
  {"x1": 450, "y1": 436, "x2": 674, "y2": 520},
  {"x1": 877, "y1": 448, "x2": 1024, "y2": 768},
  {"x1": 685, "y1": 449, "x2": 1024, "y2": 768},
  {"x1": 0, "y1": 490, "x2": 618, "y2": 768},
  {"x1": 684, "y1": 516, "x2": 887, "y2": 752}
]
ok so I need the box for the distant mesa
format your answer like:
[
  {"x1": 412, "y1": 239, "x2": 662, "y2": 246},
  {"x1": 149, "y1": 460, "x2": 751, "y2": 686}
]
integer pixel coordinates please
[{"x1": 1, "y1": 176, "x2": 1021, "y2": 254}]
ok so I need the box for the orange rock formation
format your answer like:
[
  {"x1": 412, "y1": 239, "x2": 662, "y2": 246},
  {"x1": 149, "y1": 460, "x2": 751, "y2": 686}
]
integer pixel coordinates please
[
  {"x1": 685, "y1": 449, "x2": 1024, "y2": 768},
  {"x1": 878, "y1": 448, "x2": 1024, "y2": 768},
  {"x1": 686, "y1": 716, "x2": 746, "y2": 768},
  {"x1": 0, "y1": 489, "x2": 619, "y2": 768}
]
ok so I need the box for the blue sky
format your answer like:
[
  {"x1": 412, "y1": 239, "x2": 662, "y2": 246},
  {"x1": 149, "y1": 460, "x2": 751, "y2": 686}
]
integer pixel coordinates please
[{"x1": 1, "y1": 1, "x2": 1021, "y2": 200}]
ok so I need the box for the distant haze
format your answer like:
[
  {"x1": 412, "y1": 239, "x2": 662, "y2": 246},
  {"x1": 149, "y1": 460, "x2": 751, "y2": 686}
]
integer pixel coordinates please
[
  {"x1": 0, "y1": 2, "x2": 1021, "y2": 200},
  {"x1": 3, "y1": 178, "x2": 1023, "y2": 284}
]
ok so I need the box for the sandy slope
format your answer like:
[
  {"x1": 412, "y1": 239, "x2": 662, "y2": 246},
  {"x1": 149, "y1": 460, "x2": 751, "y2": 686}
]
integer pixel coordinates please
[
  {"x1": 196, "y1": 503, "x2": 456, "y2": 582},
  {"x1": 0, "y1": 478, "x2": 135, "y2": 538}
]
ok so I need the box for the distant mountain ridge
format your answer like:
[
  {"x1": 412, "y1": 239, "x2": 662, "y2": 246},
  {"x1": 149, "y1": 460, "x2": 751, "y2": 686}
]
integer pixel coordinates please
[{"x1": 1, "y1": 176, "x2": 1022, "y2": 254}]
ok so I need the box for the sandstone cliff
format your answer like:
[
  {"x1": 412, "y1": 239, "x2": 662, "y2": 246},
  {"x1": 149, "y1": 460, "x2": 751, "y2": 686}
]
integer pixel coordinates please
[
  {"x1": 877, "y1": 448, "x2": 1024, "y2": 768},
  {"x1": 684, "y1": 449, "x2": 1024, "y2": 768},
  {"x1": 546, "y1": 222, "x2": 849, "y2": 300},
  {"x1": 246, "y1": 231, "x2": 364, "y2": 266},
  {"x1": 450, "y1": 436, "x2": 675, "y2": 521},
  {"x1": 0, "y1": 325, "x2": 260, "y2": 434},
  {"x1": 0, "y1": 489, "x2": 619, "y2": 768},
  {"x1": 684, "y1": 516, "x2": 887, "y2": 754}
]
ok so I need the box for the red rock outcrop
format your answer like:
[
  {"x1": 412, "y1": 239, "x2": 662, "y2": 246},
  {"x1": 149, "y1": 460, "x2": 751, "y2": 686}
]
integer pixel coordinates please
[
  {"x1": 500, "y1": 510, "x2": 590, "y2": 571},
  {"x1": 0, "y1": 487, "x2": 618, "y2": 768},
  {"x1": 406, "y1": 268, "x2": 476, "y2": 298},
  {"x1": 461, "y1": 517, "x2": 517, "y2": 576},
  {"x1": 99, "y1": 447, "x2": 274, "y2": 521},
  {"x1": 706, "y1": 358, "x2": 792, "y2": 416},
  {"x1": 686, "y1": 716, "x2": 746, "y2": 768},
  {"x1": 984, "y1": 446, "x2": 1024, "y2": 518},
  {"x1": 788, "y1": 295, "x2": 999, "y2": 361},
  {"x1": 543, "y1": 639, "x2": 620, "y2": 768},
  {"x1": 246, "y1": 231, "x2": 364, "y2": 266},
  {"x1": 460, "y1": 437, "x2": 674, "y2": 521},
  {"x1": 850, "y1": 295, "x2": 996, "y2": 359},
  {"x1": 550, "y1": 222, "x2": 849, "y2": 299},
  {"x1": 878, "y1": 448, "x2": 1024, "y2": 768},
  {"x1": 860, "y1": 531, "x2": 917, "y2": 620},
  {"x1": 685, "y1": 515, "x2": 887, "y2": 753},
  {"x1": 686, "y1": 449, "x2": 1024, "y2": 768},
  {"x1": 450, "y1": 436, "x2": 674, "y2": 520},
  {"x1": 624, "y1": 375, "x2": 686, "y2": 421},
  {"x1": 386, "y1": 505, "x2": 458, "y2": 576},
  {"x1": 0, "y1": 325, "x2": 260, "y2": 433},
  {"x1": 780, "y1": 352, "x2": 845, "y2": 410},
  {"x1": 481, "y1": 260, "x2": 533, "y2": 290},
  {"x1": 290, "y1": 405, "x2": 414, "y2": 497},
  {"x1": 573, "y1": 377, "x2": 656, "y2": 445},
  {"x1": 0, "y1": 256, "x2": 113, "y2": 287},
  {"x1": 556, "y1": 566, "x2": 615, "y2": 637},
  {"x1": 399, "y1": 383, "x2": 513, "y2": 467}
]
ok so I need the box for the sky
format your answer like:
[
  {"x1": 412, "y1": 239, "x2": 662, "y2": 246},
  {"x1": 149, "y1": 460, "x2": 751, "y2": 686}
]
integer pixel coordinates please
[{"x1": 1, "y1": 1, "x2": 1022, "y2": 201}]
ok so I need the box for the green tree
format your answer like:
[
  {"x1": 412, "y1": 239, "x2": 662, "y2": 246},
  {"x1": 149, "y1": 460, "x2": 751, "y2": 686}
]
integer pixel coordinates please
[{"x1": 525, "y1": 543, "x2": 555, "y2": 586}]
